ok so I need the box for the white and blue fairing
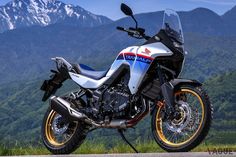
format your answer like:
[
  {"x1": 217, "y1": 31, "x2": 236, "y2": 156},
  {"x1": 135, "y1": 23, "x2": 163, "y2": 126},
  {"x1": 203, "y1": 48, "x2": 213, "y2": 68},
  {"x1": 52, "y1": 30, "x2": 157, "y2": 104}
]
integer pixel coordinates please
[{"x1": 69, "y1": 42, "x2": 172, "y2": 94}]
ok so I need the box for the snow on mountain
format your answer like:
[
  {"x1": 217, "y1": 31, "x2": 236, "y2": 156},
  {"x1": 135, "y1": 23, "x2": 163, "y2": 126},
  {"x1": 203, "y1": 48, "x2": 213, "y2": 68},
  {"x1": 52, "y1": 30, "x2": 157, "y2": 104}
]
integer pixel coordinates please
[{"x1": 0, "y1": 0, "x2": 112, "y2": 32}]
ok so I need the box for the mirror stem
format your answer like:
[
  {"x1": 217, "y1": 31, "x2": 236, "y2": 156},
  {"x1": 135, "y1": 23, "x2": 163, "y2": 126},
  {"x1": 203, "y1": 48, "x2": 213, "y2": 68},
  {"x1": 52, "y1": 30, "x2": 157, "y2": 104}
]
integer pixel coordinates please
[{"x1": 131, "y1": 15, "x2": 138, "y2": 29}]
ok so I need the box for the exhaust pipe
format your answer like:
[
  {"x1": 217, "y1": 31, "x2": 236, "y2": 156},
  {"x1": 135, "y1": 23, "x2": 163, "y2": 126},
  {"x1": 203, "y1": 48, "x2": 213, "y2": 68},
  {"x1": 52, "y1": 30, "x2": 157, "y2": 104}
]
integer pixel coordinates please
[
  {"x1": 50, "y1": 96, "x2": 127, "y2": 128},
  {"x1": 102, "y1": 120, "x2": 127, "y2": 128},
  {"x1": 50, "y1": 96, "x2": 88, "y2": 120},
  {"x1": 50, "y1": 96, "x2": 101, "y2": 127},
  {"x1": 49, "y1": 96, "x2": 149, "y2": 129}
]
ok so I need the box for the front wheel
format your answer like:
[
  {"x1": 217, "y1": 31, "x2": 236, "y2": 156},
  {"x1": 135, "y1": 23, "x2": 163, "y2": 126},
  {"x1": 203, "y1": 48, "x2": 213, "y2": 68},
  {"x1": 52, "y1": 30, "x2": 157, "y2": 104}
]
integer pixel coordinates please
[
  {"x1": 41, "y1": 107, "x2": 90, "y2": 154},
  {"x1": 152, "y1": 85, "x2": 213, "y2": 152}
]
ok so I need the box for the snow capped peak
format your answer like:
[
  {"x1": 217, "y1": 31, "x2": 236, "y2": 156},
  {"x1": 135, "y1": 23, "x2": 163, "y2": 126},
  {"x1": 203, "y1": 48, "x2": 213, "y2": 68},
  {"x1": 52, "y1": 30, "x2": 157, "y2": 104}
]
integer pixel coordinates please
[
  {"x1": 64, "y1": 5, "x2": 74, "y2": 16},
  {"x1": 0, "y1": 0, "x2": 112, "y2": 33},
  {"x1": 41, "y1": 0, "x2": 56, "y2": 3},
  {"x1": 16, "y1": 0, "x2": 56, "y2": 5}
]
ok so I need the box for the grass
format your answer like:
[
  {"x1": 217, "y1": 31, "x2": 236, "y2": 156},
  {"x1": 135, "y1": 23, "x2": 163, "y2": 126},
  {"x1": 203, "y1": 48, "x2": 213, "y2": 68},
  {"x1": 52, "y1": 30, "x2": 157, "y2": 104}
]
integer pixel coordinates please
[{"x1": 1, "y1": 141, "x2": 236, "y2": 156}]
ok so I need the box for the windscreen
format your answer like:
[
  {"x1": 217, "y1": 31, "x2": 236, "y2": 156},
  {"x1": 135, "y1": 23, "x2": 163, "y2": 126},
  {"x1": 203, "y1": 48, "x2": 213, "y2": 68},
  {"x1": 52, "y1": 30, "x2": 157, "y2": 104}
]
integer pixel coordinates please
[{"x1": 162, "y1": 9, "x2": 184, "y2": 45}]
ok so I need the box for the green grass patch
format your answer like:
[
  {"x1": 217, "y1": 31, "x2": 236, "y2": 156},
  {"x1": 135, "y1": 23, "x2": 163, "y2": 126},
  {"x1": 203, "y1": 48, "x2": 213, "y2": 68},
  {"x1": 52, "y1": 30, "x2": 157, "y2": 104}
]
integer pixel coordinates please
[{"x1": 1, "y1": 141, "x2": 236, "y2": 156}]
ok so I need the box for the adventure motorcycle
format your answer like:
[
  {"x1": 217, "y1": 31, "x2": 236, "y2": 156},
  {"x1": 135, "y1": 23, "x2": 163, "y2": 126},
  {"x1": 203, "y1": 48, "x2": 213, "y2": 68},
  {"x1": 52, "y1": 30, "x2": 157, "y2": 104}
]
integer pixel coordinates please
[{"x1": 40, "y1": 3, "x2": 213, "y2": 154}]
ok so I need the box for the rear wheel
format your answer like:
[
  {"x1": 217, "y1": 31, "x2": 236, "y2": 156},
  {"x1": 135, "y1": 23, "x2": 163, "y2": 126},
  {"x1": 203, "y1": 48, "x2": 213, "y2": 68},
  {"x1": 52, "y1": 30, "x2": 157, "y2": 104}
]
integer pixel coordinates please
[
  {"x1": 152, "y1": 85, "x2": 213, "y2": 152},
  {"x1": 41, "y1": 107, "x2": 89, "y2": 154}
]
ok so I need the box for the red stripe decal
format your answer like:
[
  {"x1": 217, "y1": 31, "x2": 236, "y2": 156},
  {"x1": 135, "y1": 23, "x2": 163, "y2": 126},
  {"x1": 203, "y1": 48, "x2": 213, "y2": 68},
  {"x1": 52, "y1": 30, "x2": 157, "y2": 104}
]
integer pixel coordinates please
[
  {"x1": 119, "y1": 52, "x2": 154, "y2": 61},
  {"x1": 137, "y1": 54, "x2": 153, "y2": 60}
]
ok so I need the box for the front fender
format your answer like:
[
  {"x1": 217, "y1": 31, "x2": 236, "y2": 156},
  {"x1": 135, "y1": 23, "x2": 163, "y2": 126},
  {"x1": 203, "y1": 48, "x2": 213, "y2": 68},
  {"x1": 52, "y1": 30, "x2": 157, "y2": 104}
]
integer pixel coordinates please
[
  {"x1": 150, "y1": 78, "x2": 202, "y2": 115},
  {"x1": 170, "y1": 79, "x2": 202, "y2": 88}
]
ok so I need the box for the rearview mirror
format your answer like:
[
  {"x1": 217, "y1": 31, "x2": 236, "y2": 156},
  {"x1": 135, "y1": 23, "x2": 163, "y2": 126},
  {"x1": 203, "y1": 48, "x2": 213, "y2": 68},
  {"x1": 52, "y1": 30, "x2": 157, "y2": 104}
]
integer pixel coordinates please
[{"x1": 121, "y1": 3, "x2": 133, "y2": 16}]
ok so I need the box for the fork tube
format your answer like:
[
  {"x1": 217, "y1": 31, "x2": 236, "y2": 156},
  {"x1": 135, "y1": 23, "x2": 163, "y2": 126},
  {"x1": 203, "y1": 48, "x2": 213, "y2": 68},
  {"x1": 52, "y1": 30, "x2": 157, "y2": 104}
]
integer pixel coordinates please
[{"x1": 156, "y1": 64, "x2": 175, "y2": 116}]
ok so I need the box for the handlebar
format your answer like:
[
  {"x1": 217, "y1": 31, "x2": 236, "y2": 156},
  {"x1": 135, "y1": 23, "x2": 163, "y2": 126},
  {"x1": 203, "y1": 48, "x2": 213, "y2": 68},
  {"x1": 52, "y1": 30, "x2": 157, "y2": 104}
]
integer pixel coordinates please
[
  {"x1": 117, "y1": 26, "x2": 125, "y2": 31},
  {"x1": 116, "y1": 26, "x2": 150, "y2": 40}
]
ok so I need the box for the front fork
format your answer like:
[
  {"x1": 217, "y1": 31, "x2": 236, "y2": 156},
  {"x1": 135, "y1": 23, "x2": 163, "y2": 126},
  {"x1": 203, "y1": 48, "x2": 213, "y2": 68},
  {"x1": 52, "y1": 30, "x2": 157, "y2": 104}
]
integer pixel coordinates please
[{"x1": 156, "y1": 65, "x2": 176, "y2": 118}]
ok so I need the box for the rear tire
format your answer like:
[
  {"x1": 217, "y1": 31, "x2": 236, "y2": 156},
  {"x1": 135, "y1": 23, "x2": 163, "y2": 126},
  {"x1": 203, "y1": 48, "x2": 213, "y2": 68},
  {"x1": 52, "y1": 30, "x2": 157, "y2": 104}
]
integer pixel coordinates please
[
  {"x1": 151, "y1": 85, "x2": 213, "y2": 152},
  {"x1": 41, "y1": 107, "x2": 90, "y2": 154}
]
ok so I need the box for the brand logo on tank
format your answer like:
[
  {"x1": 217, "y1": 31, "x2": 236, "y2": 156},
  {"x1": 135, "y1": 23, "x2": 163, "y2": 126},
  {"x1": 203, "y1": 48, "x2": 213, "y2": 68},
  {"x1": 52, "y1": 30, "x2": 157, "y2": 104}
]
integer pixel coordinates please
[{"x1": 142, "y1": 48, "x2": 151, "y2": 55}]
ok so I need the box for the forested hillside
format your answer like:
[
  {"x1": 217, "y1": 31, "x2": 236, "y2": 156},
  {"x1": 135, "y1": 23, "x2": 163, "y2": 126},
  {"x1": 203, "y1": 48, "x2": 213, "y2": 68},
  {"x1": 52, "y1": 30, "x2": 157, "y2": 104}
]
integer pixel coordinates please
[{"x1": 0, "y1": 71, "x2": 235, "y2": 146}]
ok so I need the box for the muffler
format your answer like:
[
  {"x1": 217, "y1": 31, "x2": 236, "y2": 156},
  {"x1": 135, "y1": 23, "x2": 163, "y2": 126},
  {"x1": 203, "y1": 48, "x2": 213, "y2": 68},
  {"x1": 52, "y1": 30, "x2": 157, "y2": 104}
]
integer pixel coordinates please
[
  {"x1": 50, "y1": 96, "x2": 101, "y2": 127},
  {"x1": 50, "y1": 96, "x2": 88, "y2": 120},
  {"x1": 49, "y1": 96, "x2": 149, "y2": 129},
  {"x1": 50, "y1": 96, "x2": 128, "y2": 128}
]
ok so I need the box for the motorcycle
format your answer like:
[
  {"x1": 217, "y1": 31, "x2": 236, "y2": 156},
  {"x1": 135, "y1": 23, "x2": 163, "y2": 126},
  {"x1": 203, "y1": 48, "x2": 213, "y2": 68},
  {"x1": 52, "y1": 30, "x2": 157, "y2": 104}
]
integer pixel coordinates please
[{"x1": 40, "y1": 3, "x2": 213, "y2": 154}]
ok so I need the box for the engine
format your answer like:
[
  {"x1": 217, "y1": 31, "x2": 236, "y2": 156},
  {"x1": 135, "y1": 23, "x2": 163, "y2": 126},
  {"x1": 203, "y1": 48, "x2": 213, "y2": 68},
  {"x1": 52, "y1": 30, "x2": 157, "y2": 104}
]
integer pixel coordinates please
[
  {"x1": 90, "y1": 72, "x2": 141, "y2": 121},
  {"x1": 102, "y1": 85, "x2": 130, "y2": 118}
]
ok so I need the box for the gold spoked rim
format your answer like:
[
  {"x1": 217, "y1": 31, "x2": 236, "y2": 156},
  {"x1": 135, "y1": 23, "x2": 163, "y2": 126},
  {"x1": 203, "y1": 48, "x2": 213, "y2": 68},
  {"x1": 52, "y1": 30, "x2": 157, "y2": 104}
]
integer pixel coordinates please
[
  {"x1": 45, "y1": 110, "x2": 78, "y2": 146},
  {"x1": 156, "y1": 89, "x2": 205, "y2": 147}
]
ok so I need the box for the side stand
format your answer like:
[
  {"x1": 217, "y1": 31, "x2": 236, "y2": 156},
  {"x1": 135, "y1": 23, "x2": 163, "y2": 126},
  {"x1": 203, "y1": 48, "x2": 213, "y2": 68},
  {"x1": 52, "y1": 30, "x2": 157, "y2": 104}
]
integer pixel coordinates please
[{"x1": 118, "y1": 129, "x2": 139, "y2": 153}]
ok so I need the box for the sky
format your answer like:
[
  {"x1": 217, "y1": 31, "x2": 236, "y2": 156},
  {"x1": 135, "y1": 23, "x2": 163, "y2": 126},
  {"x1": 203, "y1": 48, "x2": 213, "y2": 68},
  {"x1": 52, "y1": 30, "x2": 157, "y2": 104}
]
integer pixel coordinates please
[{"x1": 0, "y1": 0, "x2": 236, "y2": 20}]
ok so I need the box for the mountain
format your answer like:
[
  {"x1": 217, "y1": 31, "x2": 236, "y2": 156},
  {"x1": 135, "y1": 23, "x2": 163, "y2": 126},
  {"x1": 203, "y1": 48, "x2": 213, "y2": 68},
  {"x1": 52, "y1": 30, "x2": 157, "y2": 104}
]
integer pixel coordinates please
[
  {"x1": 179, "y1": 8, "x2": 226, "y2": 36},
  {"x1": 222, "y1": 6, "x2": 236, "y2": 34},
  {"x1": 0, "y1": 0, "x2": 112, "y2": 32},
  {"x1": 223, "y1": 5, "x2": 236, "y2": 21},
  {"x1": 0, "y1": 1, "x2": 235, "y2": 35},
  {"x1": 138, "y1": 7, "x2": 236, "y2": 36},
  {"x1": 1, "y1": 7, "x2": 236, "y2": 84}
]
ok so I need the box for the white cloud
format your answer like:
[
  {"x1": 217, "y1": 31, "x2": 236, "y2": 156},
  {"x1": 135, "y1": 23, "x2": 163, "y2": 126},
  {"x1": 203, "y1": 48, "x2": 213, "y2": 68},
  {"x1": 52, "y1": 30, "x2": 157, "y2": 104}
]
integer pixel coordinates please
[{"x1": 189, "y1": 0, "x2": 236, "y2": 6}]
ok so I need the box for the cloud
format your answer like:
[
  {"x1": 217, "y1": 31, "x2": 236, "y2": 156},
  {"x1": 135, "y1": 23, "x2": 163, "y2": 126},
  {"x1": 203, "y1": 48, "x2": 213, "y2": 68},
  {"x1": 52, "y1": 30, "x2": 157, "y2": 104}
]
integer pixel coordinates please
[{"x1": 189, "y1": 0, "x2": 236, "y2": 6}]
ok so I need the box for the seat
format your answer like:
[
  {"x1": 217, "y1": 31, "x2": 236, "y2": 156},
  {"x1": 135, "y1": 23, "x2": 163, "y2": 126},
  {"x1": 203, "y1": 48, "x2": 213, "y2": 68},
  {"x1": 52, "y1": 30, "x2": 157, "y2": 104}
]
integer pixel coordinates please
[{"x1": 72, "y1": 64, "x2": 107, "y2": 80}]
